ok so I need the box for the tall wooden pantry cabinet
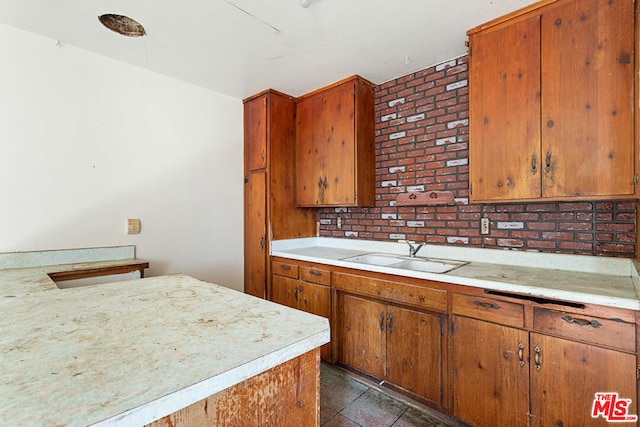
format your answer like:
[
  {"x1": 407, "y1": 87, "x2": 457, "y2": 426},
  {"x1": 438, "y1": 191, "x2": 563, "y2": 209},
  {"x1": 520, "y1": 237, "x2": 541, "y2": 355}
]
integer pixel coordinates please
[{"x1": 243, "y1": 90, "x2": 315, "y2": 299}]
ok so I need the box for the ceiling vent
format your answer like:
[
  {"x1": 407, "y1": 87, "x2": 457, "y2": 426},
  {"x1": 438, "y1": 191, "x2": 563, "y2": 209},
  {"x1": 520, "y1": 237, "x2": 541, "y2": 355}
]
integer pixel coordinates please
[{"x1": 98, "y1": 14, "x2": 146, "y2": 37}]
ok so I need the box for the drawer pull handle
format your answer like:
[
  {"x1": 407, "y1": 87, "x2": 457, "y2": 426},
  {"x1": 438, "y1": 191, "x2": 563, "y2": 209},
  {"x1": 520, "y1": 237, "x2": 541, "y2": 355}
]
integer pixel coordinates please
[
  {"x1": 534, "y1": 346, "x2": 542, "y2": 371},
  {"x1": 518, "y1": 342, "x2": 525, "y2": 367},
  {"x1": 379, "y1": 312, "x2": 385, "y2": 332},
  {"x1": 561, "y1": 315, "x2": 601, "y2": 328},
  {"x1": 279, "y1": 265, "x2": 291, "y2": 271},
  {"x1": 309, "y1": 270, "x2": 322, "y2": 276},
  {"x1": 387, "y1": 313, "x2": 393, "y2": 333},
  {"x1": 294, "y1": 286, "x2": 299, "y2": 302},
  {"x1": 474, "y1": 300, "x2": 500, "y2": 310}
]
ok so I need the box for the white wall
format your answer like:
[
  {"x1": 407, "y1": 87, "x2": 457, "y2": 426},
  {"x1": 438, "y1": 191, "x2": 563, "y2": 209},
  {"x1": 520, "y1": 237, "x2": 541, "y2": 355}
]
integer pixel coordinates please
[{"x1": 0, "y1": 24, "x2": 244, "y2": 291}]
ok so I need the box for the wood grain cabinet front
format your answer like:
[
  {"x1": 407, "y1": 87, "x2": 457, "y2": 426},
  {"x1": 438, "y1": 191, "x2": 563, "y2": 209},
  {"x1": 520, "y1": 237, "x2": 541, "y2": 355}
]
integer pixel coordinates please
[
  {"x1": 451, "y1": 293, "x2": 638, "y2": 427},
  {"x1": 271, "y1": 260, "x2": 332, "y2": 361},
  {"x1": 295, "y1": 75, "x2": 375, "y2": 207},
  {"x1": 243, "y1": 91, "x2": 315, "y2": 299},
  {"x1": 337, "y1": 292, "x2": 444, "y2": 408},
  {"x1": 468, "y1": 0, "x2": 636, "y2": 202}
]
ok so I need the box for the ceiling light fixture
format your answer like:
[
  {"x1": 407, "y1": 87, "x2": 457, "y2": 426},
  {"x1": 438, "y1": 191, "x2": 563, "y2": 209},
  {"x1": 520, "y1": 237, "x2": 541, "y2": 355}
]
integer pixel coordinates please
[
  {"x1": 300, "y1": 0, "x2": 311, "y2": 8},
  {"x1": 98, "y1": 14, "x2": 147, "y2": 37}
]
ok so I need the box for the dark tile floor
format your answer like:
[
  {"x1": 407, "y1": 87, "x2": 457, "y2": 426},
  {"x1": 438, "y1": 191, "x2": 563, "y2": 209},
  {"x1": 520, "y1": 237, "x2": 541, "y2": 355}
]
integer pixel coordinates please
[{"x1": 320, "y1": 363, "x2": 465, "y2": 427}]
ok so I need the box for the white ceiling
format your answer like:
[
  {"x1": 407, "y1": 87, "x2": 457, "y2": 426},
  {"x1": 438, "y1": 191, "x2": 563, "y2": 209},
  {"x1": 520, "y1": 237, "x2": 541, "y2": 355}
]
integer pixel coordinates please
[{"x1": 0, "y1": 0, "x2": 538, "y2": 99}]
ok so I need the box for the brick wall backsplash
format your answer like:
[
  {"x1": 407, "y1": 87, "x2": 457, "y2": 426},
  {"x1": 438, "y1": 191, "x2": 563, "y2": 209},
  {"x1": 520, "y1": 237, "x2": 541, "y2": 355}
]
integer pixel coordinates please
[{"x1": 317, "y1": 56, "x2": 636, "y2": 258}]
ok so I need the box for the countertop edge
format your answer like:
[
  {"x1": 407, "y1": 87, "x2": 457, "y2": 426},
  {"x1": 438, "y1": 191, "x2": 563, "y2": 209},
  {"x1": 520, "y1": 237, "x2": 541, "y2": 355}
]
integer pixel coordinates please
[
  {"x1": 272, "y1": 240, "x2": 640, "y2": 311},
  {"x1": 92, "y1": 328, "x2": 330, "y2": 427}
]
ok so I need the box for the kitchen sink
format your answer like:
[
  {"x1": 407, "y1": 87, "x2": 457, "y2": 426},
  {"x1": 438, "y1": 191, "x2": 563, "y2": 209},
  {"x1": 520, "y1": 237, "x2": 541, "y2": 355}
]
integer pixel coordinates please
[
  {"x1": 341, "y1": 253, "x2": 467, "y2": 274},
  {"x1": 342, "y1": 253, "x2": 405, "y2": 266}
]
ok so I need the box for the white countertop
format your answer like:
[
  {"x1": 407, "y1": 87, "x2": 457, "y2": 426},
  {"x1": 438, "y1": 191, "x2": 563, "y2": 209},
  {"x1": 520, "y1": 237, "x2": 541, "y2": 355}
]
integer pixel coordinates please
[
  {"x1": 271, "y1": 237, "x2": 640, "y2": 311},
  {"x1": 1, "y1": 265, "x2": 329, "y2": 426}
]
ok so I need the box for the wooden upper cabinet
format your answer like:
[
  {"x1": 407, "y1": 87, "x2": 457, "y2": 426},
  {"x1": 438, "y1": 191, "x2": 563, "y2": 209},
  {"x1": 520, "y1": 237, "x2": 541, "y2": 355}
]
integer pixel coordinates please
[
  {"x1": 295, "y1": 75, "x2": 375, "y2": 207},
  {"x1": 541, "y1": 0, "x2": 635, "y2": 198},
  {"x1": 468, "y1": 0, "x2": 636, "y2": 202},
  {"x1": 245, "y1": 95, "x2": 268, "y2": 172},
  {"x1": 469, "y1": 14, "x2": 542, "y2": 201}
]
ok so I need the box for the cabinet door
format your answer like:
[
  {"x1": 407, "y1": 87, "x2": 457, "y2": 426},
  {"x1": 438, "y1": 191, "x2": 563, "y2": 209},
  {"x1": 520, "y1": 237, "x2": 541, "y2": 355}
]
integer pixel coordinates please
[
  {"x1": 386, "y1": 306, "x2": 442, "y2": 406},
  {"x1": 244, "y1": 95, "x2": 268, "y2": 172},
  {"x1": 451, "y1": 316, "x2": 530, "y2": 427},
  {"x1": 271, "y1": 275, "x2": 299, "y2": 308},
  {"x1": 297, "y1": 281, "x2": 332, "y2": 361},
  {"x1": 530, "y1": 333, "x2": 638, "y2": 427},
  {"x1": 244, "y1": 172, "x2": 266, "y2": 298},
  {"x1": 541, "y1": 0, "x2": 634, "y2": 198},
  {"x1": 296, "y1": 95, "x2": 324, "y2": 206},
  {"x1": 320, "y1": 82, "x2": 356, "y2": 206},
  {"x1": 272, "y1": 275, "x2": 332, "y2": 361},
  {"x1": 469, "y1": 14, "x2": 541, "y2": 202},
  {"x1": 338, "y1": 294, "x2": 386, "y2": 379}
]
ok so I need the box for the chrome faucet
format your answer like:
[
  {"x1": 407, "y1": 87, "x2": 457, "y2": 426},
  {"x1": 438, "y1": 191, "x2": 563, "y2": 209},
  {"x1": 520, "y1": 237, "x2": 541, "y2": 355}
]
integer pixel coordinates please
[{"x1": 401, "y1": 240, "x2": 425, "y2": 258}]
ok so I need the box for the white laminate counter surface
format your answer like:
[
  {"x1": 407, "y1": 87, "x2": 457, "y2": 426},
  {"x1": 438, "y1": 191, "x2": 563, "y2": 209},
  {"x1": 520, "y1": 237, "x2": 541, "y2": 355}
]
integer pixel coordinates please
[
  {"x1": 271, "y1": 238, "x2": 640, "y2": 311},
  {"x1": 0, "y1": 258, "x2": 148, "y2": 297},
  {"x1": 1, "y1": 270, "x2": 329, "y2": 426}
]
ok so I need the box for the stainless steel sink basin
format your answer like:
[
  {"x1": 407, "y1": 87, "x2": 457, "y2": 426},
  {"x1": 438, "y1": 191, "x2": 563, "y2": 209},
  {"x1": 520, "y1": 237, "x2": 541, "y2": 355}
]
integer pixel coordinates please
[
  {"x1": 341, "y1": 253, "x2": 467, "y2": 274},
  {"x1": 341, "y1": 253, "x2": 404, "y2": 266}
]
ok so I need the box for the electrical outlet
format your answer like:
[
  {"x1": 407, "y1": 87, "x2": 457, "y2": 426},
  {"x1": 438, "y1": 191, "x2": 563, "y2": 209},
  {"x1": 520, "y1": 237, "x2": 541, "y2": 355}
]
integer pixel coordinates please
[{"x1": 480, "y1": 217, "x2": 490, "y2": 235}]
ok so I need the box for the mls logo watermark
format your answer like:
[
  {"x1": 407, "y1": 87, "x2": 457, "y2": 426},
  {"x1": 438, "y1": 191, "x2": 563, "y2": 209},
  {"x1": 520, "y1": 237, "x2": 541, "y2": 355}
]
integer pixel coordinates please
[{"x1": 592, "y1": 392, "x2": 638, "y2": 422}]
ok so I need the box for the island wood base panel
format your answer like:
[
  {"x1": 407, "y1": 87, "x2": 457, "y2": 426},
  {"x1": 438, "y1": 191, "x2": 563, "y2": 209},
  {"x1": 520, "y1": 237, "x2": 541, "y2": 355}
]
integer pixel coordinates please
[{"x1": 147, "y1": 349, "x2": 320, "y2": 427}]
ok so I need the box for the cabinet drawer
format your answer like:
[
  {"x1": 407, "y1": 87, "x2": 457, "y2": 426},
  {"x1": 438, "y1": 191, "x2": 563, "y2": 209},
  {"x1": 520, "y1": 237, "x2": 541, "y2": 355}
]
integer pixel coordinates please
[
  {"x1": 533, "y1": 308, "x2": 635, "y2": 353},
  {"x1": 272, "y1": 261, "x2": 298, "y2": 279},
  {"x1": 300, "y1": 266, "x2": 331, "y2": 286},
  {"x1": 452, "y1": 294, "x2": 524, "y2": 328},
  {"x1": 333, "y1": 272, "x2": 447, "y2": 313}
]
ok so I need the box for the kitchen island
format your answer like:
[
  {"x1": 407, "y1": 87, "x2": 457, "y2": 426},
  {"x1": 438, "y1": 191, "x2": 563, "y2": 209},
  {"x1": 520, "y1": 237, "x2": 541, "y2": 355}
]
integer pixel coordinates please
[{"x1": 1, "y1": 268, "x2": 329, "y2": 426}]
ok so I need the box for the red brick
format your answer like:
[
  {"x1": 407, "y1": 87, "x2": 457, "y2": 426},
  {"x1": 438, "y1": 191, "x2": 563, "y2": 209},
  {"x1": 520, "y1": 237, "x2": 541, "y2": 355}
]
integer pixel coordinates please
[
  {"x1": 527, "y1": 240, "x2": 558, "y2": 249},
  {"x1": 558, "y1": 222, "x2": 592, "y2": 231},
  {"x1": 316, "y1": 57, "x2": 636, "y2": 258}
]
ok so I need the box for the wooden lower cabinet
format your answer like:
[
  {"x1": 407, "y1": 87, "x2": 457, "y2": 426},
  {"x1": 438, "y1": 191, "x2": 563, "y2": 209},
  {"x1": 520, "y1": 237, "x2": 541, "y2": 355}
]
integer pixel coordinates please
[
  {"x1": 451, "y1": 315, "x2": 530, "y2": 426},
  {"x1": 271, "y1": 262, "x2": 332, "y2": 361},
  {"x1": 269, "y1": 258, "x2": 638, "y2": 426},
  {"x1": 530, "y1": 333, "x2": 637, "y2": 427},
  {"x1": 451, "y1": 315, "x2": 638, "y2": 427},
  {"x1": 337, "y1": 292, "x2": 443, "y2": 407}
]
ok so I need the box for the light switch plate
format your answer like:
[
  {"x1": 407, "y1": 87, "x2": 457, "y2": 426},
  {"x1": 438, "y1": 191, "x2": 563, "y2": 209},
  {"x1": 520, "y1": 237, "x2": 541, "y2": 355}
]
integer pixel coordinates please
[{"x1": 127, "y1": 219, "x2": 141, "y2": 235}]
